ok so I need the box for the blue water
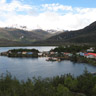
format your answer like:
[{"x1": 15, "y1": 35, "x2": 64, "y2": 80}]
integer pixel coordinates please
[
  {"x1": 0, "y1": 46, "x2": 96, "y2": 81},
  {"x1": 0, "y1": 46, "x2": 56, "y2": 52}
]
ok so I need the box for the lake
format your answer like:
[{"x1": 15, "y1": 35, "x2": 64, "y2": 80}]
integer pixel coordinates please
[{"x1": 0, "y1": 46, "x2": 96, "y2": 81}]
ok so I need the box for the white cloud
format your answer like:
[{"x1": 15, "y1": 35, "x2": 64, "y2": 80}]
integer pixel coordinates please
[
  {"x1": 42, "y1": 3, "x2": 73, "y2": 11},
  {"x1": 0, "y1": 1, "x2": 96, "y2": 31},
  {"x1": 0, "y1": 0, "x2": 32, "y2": 12},
  {"x1": 0, "y1": 0, "x2": 6, "y2": 3}
]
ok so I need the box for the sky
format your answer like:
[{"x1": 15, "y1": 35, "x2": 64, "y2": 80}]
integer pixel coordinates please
[{"x1": 0, "y1": 0, "x2": 96, "y2": 30}]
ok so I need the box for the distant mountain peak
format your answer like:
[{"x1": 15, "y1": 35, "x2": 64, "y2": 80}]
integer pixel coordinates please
[{"x1": 6, "y1": 24, "x2": 28, "y2": 31}]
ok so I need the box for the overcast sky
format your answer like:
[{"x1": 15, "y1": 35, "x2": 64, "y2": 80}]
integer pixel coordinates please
[{"x1": 0, "y1": 0, "x2": 96, "y2": 30}]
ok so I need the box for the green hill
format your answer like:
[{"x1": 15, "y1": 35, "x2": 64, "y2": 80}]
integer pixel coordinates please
[{"x1": 0, "y1": 28, "x2": 52, "y2": 46}]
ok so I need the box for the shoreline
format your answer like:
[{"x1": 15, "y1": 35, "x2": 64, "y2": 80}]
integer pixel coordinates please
[{"x1": 1, "y1": 45, "x2": 96, "y2": 66}]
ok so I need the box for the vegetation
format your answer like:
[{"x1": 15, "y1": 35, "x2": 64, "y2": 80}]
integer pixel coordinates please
[
  {"x1": 51, "y1": 45, "x2": 89, "y2": 53},
  {"x1": 9, "y1": 49, "x2": 39, "y2": 53},
  {"x1": 71, "y1": 55, "x2": 96, "y2": 66},
  {"x1": 0, "y1": 70, "x2": 96, "y2": 96},
  {"x1": 8, "y1": 49, "x2": 39, "y2": 58}
]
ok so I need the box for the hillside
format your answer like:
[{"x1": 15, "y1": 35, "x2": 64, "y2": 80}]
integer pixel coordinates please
[
  {"x1": 1, "y1": 21, "x2": 96, "y2": 46},
  {"x1": 37, "y1": 21, "x2": 96, "y2": 45},
  {"x1": 0, "y1": 28, "x2": 52, "y2": 46},
  {"x1": 30, "y1": 29, "x2": 52, "y2": 39}
]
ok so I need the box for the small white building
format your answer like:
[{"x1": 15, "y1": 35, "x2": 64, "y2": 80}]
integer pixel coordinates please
[
  {"x1": 22, "y1": 52, "x2": 27, "y2": 55},
  {"x1": 87, "y1": 48, "x2": 94, "y2": 52},
  {"x1": 50, "y1": 52, "x2": 55, "y2": 55},
  {"x1": 38, "y1": 53, "x2": 43, "y2": 56}
]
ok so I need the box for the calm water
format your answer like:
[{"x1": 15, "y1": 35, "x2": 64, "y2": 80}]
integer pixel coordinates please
[
  {"x1": 0, "y1": 46, "x2": 56, "y2": 52},
  {"x1": 0, "y1": 46, "x2": 96, "y2": 81}
]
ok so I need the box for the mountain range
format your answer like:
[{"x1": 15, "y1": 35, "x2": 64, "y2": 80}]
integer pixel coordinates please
[
  {"x1": 0, "y1": 28, "x2": 52, "y2": 46},
  {"x1": 0, "y1": 21, "x2": 96, "y2": 46}
]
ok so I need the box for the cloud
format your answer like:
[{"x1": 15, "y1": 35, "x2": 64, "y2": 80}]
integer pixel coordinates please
[
  {"x1": 41, "y1": 3, "x2": 73, "y2": 11},
  {"x1": 0, "y1": 0, "x2": 6, "y2": 3},
  {"x1": 0, "y1": 1, "x2": 96, "y2": 31},
  {"x1": 0, "y1": 0, "x2": 32, "y2": 12}
]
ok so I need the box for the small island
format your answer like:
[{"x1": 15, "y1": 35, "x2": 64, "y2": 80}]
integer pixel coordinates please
[{"x1": 0, "y1": 49, "x2": 40, "y2": 58}]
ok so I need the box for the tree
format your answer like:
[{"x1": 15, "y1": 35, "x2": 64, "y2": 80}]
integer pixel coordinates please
[{"x1": 57, "y1": 84, "x2": 71, "y2": 96}]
